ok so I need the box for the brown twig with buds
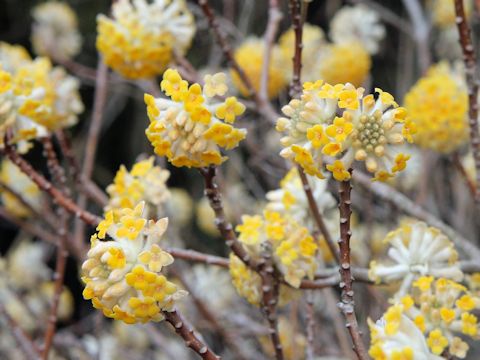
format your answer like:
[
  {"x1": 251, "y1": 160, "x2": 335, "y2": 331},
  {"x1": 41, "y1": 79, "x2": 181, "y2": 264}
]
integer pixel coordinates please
[
  {"x1": 454, "y1": 0, "x2": 480, "y2": 203},
  {"x1": 287, "y1": 0, "x2": 303, "y2": 98},
  {"x1": 337, "y1": 173, "x2": 369, "y2": 360},
  {"x1": 163, "y1": 310, "x2": 220, "y2": 360}
]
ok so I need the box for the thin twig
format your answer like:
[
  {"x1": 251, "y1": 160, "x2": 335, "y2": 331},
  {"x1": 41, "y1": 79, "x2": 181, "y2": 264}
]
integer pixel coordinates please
[
  {"x1": 451, "y1": 152, "x2": 477, "y2": 197},
  {"x1": 258, "y1": 244, "x2": 284, "y2": 360},
  {"x1": 0, "y1": 303, "x2": 41, "y2": 360},
  {"x1": 352, "y1": 170, "x2": 480, "y2": 259},
  {"x1": 39, "y1": 137, "x2": 70, "y2": 360},
  {"x1": 260, "y1": 0, "x2": 282, "y2": 103},
  {"x1": 167, "y1": 247, "x2": 230, "y2": 268},
  {"x1": 199, "y1": 166, "x2": 260, "y2": 269},
  {"x1": 337, "y1": 173, "x2": 369, "y2": 360},
  {"x1": 163, "y1": 310, "x2": 220, "y2": 360},
  {"x1": 297, "y1": 166, "x2": 340, "y2": 263},
  {"x1": 196, "y1": 0, "x2": 278, "y2": 123},
  {"x1": 3, "y1": 139, "x2": 101, "y2": 227},
  {"x1": 172, "y1": 268, "x2": 249, "y2": 360},
  {"x1": 455, "y1": 0, "x2": 480, "y2": 203},
  {"x1": 288, "y1": 0, "x2": 303, "y2": 98},
  {"x1": 305, "y1": 291, "x2": 315, "y2": 360},
  {"x1": 73, "y1": 60, "x2": 109, "y2": 257}
]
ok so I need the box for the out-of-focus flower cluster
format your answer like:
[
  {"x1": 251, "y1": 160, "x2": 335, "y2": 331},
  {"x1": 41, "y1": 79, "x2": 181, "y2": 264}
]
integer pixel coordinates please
[
  {"x1": 82, "y1": 203, "x2": 186, "y2": 324},
  {"x1": 231, "y1": 4, "x2": 384, "y2": 98},
  {"x1": 405, "y1": 63, "x2": 468, "y2": 153},
  {"x1": 0, "y1": 42, "x2": 83, "y2": 152},
  {"x1": 97, "y1": 0, "x2": 195, "y2": 79},
  {"x1": 277, "y1": 81, "x2": 415, "y2": 181},
  {"x1": 145, "y1": 69, "x2": 247, "y2": 167},
  {"x1": 31, "y1": 1, "x2": 82, "y2": 60}
]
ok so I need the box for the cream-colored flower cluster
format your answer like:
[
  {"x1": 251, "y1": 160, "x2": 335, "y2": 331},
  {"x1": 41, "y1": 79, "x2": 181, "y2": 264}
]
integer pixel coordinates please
[
  {"x1": 82, "y1": 203, "x2": 186, "y2": 324},
  {"x1": 0, "y1": 239, "x2": 73, "y2": 333},
  {"x1": 369, "y1": 221, "x2": 463, "y2": 298},
  {"x1": 145, "y1": 69, "x2": 247, "y2": 167},
  {"x1": 0, "y1": 159, "x2": 42, "y2": 218},
  {"x1": 329, "y1": 4, "x2": 385, "y2": 55},
  {"x1": 31, "y1": 1, "x2": 82, "y2": 59},
  {"x1": 0, "y1": 43, "x2": 83, "y2": 152},
  {"x1": 405, "y1": 63, "x2": 468, "y2": 153},
  {"x1": 277, "y1": 81, "x2": 415, "y2": 181},
  {"x1": 106, "y1": 157, "x2": 170, "y2": 219},
  {"x1": 368, "y1": 304, "x2": 443, "y2": 360},
  {"x1": 229, "y1": 210, "x2": 318, "y2": 306},
  {"x1": 97, "y1": 0, "x2": 195, "y2": 79}
]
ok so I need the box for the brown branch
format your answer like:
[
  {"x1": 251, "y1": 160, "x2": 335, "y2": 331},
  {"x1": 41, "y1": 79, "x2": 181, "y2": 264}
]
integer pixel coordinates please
[
  {"x1": 163, "y1": 310, "x2": 220, "y2": 360},
  {"x1": 455, "y1": 0, "x2": 480, "y2": 202},
  {"x1": 0, "y1": 303, "x2": 41, "y2": 360},
  {"x1": 337, "y1": 174, "x2": 369, "y2": 360},
  {"x1": 297, "y1": 166, "x2": 340, "y2": 263},
  {"x1": 199, "y1": 166, "x2": 260, "y2": 269},
  {"x1": 260, "y1": 0, "x2": 282, "y2": 103},
  {"x1": 172, "y1": 268, "x2": 249, "y2": 360},
  {"x1": 258, "y1": 245, "x2": 284, "y2": 360},
  {"x1": 288, "y1": 0, "x2": 303, "y2": 98},
  {"x1": 73, "y1": 60, "x2": 109, "y2": 257},
  {"x1": 39, "y1": 137, "x2": 70, "y2": 360},
  {"x1": 196, "y1": 0, "x2": 278, "y2": 123},
  {"x1": 167, "y1": 247, "x2": 229, "y2": 268},
  {"x1": 352, "y1": 170, "x2": 480, "y2": 259},
  {"x1": 3, "y1": 140, "x2": 101, "y2": 227},
  {"x1": 305, "y1": 291, "x2": 315, "y2": 360}
]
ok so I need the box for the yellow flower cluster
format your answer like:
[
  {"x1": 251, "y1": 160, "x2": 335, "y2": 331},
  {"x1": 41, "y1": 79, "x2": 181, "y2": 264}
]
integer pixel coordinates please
[
  {"x1": 145, "y1": 69, "x2": 247, "y2": 167},
  {"x1": 398, "y1": 277, "x2": 479, "y2": 358},
  {"x1": 236, "y1": 210, "x2": 318, "y2": 288},
  {"x1": 231, "y1": 37, "x2": 289, "y2": 99},
  {"x1": 404, "y1": 63, "x2": 468, "y2": 153},
  {"x1": 368, "y1": 304, "x2": 443, "y2": 360},
  {"x1": 317, "y1": 43, "x2": 371, "y2": 87},
  {"x1": 106, "y1": 157, "x2": 170, "y2": 219},
  {"x1": 0, "y1": 44, "x2": 83, "y2": 152},
  {"x1": 97, "y1": 0, "x2": 195, "y2": 79},
  {"x1": 277, "y1": 81, "x2": 415, "y2": 181},
  {"x1": 369, "y1": 221, "x2": 463, "y2": 299},
  {"x1": 82, "y1": 203, "x2": 186, "y2": 324},
  {"x1": 0, "y1": 160, "x2": 42, "y2": 218},
  {"x1": 31, "y1": 1, "x2": 82, "y2": 59}
]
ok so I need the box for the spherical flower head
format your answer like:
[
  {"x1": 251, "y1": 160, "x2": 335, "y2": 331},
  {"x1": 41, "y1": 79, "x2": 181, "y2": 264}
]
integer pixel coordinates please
[
  {"x1": 96, "y1": 0, "x2": 195, "y2": 79},
  {"x1": 228, "y1": 253, "x2": 299, "y2": 307},
  {"x1": 405, "y1": 63, "x2": 468, "y2": 153},
  {"x1": 0, "y1": 55, "x2": 83, "y2": 152},
  {"x1": 369, "y1": 221, "x2": 463, "y2": 299},
  {"x1": 329, "y1": 4, "x2": 385, "y2": 55},
  {"x1": 235, "y1": 210, "x2": 318, "y2": 288},
  {"x1": 368, "y1": 305, "x2": 443, "y2": 360},
  {"x1": 430, "y1": 0, "x2": 473, "y2": 28},
  {"x1": 0, "y1": 42, "x2": 31, "y2": 73},
  {"x1": 398, "y1": 277, "x2": 479, "y2": 358},
  {"x1": 231, "y1": 37, "x2": 289, "y2": 99},
  {"x1": 266, "y1": 167, "x2": 336, "y2": 232},
  {"x1": 145, "y1": 69, "x2": 247, "y2": 167},
  {"x1": 316, "y1": 43, "x2": 371, "y2": 87},
  {"x1": 277, "y1": 81, "x2": 414, "y2": 181},
  {"x1": 81, "y1": 202, "x2": 186, "y2": 324},
  {"x1": 31, "y1": 1, "x2": 82, "y2": 59},
  {"x1": 106, "y1": 157, "x2": 170, "y2": 219},
  {"x1": 0, "y1": 159, "x2": 42, "y2": 218},
  {"x1": 278, "y1": 24, "x2": 326, "y2": 82}
]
